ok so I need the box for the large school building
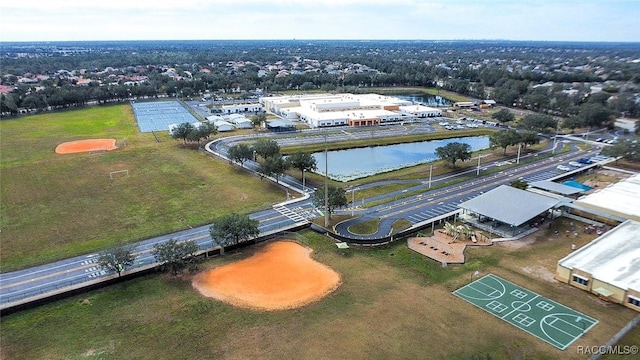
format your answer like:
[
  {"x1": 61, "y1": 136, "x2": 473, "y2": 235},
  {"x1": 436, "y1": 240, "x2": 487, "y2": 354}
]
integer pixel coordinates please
[
  {"x1": 260, "y1": 93, "x2": 442, "y2": 128},
  {"x1": 556, "y1": 220, "x2": 640, "y2": 312}
]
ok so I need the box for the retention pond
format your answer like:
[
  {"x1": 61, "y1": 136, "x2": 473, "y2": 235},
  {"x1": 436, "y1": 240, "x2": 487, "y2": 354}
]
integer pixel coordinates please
[{"x1": 312, "y1": 136, "x2": 490, "y2": 182}]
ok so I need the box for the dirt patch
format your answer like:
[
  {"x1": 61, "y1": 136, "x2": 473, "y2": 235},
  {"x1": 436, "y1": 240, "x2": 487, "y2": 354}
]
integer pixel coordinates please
[
  {"x1": 55, "y1": 139, "x2": 118, "y2": 154},
  {"x1": 192, "y1": 240, "x2": 341, "y2": 311},
  {"x1": 521, "y1": 265, "x2": 556, "y2": 283},
  {"x1": 495, "y1": 234, "x2": 539, "y2": 249}
]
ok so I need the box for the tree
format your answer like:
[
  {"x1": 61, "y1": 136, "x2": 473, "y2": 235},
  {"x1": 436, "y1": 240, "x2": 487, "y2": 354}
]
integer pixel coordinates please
[
  {"x1": 257, "y1": 155, "x2": 290, "y2": 183},
  {"x1": 510, "y1": 180, "x2": 528, "y2": 190},
  {"x1": 152, "y1": 239, "x2": 199, "y2": 275},
  {"x1": 311, "y1": 186, "x2": 348, "y2": 217},
  {"x1": 578, "y1": 103, "x2": 613, "y2": 129},
  {"x1": 0, "y1": 93, "x2": 19, "y2": 116},
  {"x1": 252, "y1": 139, "x2": 280, "y2": 159},
  {"x1": 435, "y1": 142, "x2": 472, "y2": 167},
  {"x1": 519, "y1": 131, "x2": 540, "y2": 149},
  {"x1": 193, "y1": 122, "x2": 218, "y2": 144},
  {"x1": 562, "y1": 116, "x2": 583, "y2": 132},
  {"x1": 227, "y1": 143, "x2": 254, "y2": 167},
  {"x1": 491, "y1": 108, "x2": 515, "y2": 123},
  {"x1": 287, "y1": 151, "x2": 317, "y2": 179},
  {"x1": 602, "y1": 138, "x2": 640, "y2": 162},
  {"x1": 251, "y1": 112, "x2": 267, "y2": 128},
  {"x1": 98, "y1": 244, "x2": 136, "y2": 277},
  {"x1": 210, "y1": 213, "x2": 259, "y2": 253},
  {"x1": 489, "y1": 130, "x2": 521, "y2": 155},
  {"x1": 518, "y1": 114, "x2": 557, "y2": 132},
  {"x1": 171, "y1": 122, "x2": 195, "y2": 144}
]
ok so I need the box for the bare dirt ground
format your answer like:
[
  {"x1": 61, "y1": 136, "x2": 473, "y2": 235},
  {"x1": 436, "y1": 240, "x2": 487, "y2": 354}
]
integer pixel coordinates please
[
  {"x1": 192, "y1": 240, "x2": 341, "y2": 311},
  {"x1": 55, "y1": 139, "x2": 118, "y2": 154}
]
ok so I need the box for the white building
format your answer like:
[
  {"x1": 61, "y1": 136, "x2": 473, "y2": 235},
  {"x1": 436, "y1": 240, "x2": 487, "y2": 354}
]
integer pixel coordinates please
[
  {"x1": 574, "y1": 173, "x2": 640, "y2": 222},
  {"x1": 220, "y1": 103, "x2": 263, "y2": 114},
  {"x1": 556, "y1": 220, "x2": 640, "y2": 312},
  {"x1": 206, "y1": 115, "x2": 225, "y2": 123},
  {"x1": 398, "y1": 105, "x2": 442, "y2": 118},
  {"x1": 213, "y1": 120, "x2": 234, "y2": 132},
  {"x1": 261, "y1": 93, "x2": 415, "y2": 128},
  {"x1": 226, "y1": 114, "x2": 254, "y2": 129}
]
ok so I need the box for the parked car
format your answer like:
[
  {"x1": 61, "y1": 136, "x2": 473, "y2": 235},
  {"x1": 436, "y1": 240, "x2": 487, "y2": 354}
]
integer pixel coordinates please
[
  {"x1": 557, "y1": 165, "x2": 571, "y2": 171},
  {"x1": 577, "y1": 158, "x2": 592, "y2": 164},
  {"x1": 568, "y1": 161, "x2": 582, "y2": 167}
]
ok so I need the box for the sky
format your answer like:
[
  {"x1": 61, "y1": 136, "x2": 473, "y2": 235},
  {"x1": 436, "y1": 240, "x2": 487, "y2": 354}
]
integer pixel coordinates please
[{"x1": 1, "y1": 0, "x2": 639, "y2": 42}]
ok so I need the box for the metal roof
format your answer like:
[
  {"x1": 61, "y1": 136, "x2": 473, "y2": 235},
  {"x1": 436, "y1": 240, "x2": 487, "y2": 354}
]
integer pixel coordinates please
[
  {"x1": 574, "y1": 173, "x2": 640, "y2": 222},
  {"x1": 458, "y1": 185, "x2": 561, "y2": 226},
  {"x1": 266, "y1": 119, "x2": 296, "y2": 128},
  {"x1": 558, "y1": 220, "x2": 640, "y2": 292},
  {"x1": 530, "y1": 180, "x2": 584, "y2": 195}
]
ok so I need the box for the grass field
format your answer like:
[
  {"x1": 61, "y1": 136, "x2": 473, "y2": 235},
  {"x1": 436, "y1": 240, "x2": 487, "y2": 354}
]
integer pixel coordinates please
[
  {"x1": 0, "y1": 105, "x2": 284, "y2": 271},
  {"x1": 2, "y1": 104, "x2": 637, "y2": 358},
  {"x1": 2, "y1": 221, "x2": 637, "y2": 359}
]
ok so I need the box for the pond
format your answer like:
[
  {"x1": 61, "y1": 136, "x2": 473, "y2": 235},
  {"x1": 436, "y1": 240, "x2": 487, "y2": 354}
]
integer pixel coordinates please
[
  {"x1": 312, "y1": 136, "x2": 490, "y2": 182},
  {"x1": 395, "y1": 94, "x2": 452, "y2": 107}
]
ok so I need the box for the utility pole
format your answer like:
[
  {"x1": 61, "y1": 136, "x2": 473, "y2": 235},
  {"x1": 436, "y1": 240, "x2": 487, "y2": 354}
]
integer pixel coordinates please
[
  {"x1": 324, "y1": 131, "x2": 330, "y2": 228},
  {"x1": 552, "y1": 121, "x2": 560, "y2": 154}
]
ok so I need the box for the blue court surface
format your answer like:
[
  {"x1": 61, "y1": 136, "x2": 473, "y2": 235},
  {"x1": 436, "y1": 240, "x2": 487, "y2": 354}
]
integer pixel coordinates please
[
  {"x1": 453, "y1": 274, "x2": 598, "y2": 350},
  {"x1": 131, "y1": 101, "x2": 199, "y2": 132}
]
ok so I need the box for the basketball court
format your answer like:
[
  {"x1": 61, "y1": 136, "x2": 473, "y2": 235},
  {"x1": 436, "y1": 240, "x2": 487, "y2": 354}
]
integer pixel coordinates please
[
  {"x1": 131, "y1": 101, "x2": 199, "y2": 132},
  {"x1": 453, "y1": 274, "x2": 598, "y2": 350}
]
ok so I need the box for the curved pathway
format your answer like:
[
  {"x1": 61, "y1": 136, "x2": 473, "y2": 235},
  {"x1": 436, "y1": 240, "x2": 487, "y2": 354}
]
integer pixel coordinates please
[{"x1": 208, "y1": 129, "x2": 598, "y2": 240}]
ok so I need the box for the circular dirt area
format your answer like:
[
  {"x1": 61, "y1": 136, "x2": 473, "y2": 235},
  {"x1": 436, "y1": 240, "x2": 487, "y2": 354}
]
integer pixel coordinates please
[
  {"x1": 192, "y1": 240, "x2": 341, "y2": 311},
  {"x1": 55, "y1": 139, "x2": 118, "y2": 154}
]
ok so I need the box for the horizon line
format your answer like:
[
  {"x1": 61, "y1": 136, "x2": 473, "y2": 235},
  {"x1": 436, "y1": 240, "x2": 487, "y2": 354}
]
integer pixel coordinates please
[{"x1": 2, "y1": 38, "x2": 640, "y2": 44}]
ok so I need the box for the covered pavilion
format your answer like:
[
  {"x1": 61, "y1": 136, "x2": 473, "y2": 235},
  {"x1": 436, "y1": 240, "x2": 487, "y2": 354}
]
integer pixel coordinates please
[{"x1": 458, "y1": 185, "x2": 562, "y2": 237}]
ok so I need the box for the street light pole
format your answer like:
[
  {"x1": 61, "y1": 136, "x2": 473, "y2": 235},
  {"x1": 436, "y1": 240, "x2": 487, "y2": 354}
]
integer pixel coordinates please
[
  {"x1": 350, "y1": 187, "x2": 357, "y2": 216},
  {"x1": 428, "y1": 164, "x2": 433, "y2": 189},
  {"x1": 476, "y1": 154, "x2": 481, "y2": 176},
  {"x1": 552, "y1": 121, "x2": 560, "y2": 154},
  {"x1": 324, "y1": 132, "x2": 330, "y2": 228},
  {"x1": 517, "y1": 143, "x2": 522, "y2": 164},
  {"x1": 302, "y1": 169, "x2": 306, "y2": 192}
]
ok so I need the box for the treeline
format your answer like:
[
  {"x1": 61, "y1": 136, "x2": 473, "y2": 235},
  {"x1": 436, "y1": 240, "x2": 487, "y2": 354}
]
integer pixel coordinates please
[{"x1": 2, "y1": 40, "x2": 639, "y2": 117}]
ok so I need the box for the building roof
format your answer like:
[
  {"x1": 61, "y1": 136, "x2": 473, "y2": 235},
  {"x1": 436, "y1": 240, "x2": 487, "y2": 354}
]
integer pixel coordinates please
[
  {"x1": 574, "y1": 173, "x2": 640, "y2": 222},
  {"x1": 458, "y1": 185, "x2": 561, "y2": 226},
  {"x1": 558, "y1": 220, "x2": 640, "y2": 292},
  {"x1": 266, "y1": 119, "x2": 296, "y2": 128},
  {"x1": 530, "y1": 180, "x2": 584, "y2": 195}
]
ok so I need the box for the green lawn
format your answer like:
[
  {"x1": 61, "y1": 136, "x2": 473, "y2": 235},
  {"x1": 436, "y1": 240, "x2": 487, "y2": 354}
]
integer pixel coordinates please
[
  {"x1": 1, "y1": 228, "x2": 636, "y2": 359},
  {"x1": 0, "y1": 105, "x2": 284, "y2": 271}
]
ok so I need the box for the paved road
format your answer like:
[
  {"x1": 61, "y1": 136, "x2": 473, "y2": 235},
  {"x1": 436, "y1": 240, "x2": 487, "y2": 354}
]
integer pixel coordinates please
[
  {"x1": 333, "y1": 144, "x2": 602, "y2": 239},
  {"x1": 0, "y1": 126, "x2": 604, "y2": 309},
  {"x1": 0, "y1": 199, "x2": 320, "y2": 308}
]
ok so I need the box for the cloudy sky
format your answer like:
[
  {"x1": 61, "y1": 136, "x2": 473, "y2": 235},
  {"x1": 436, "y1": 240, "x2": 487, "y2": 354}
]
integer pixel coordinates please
[{"x1": 1, "y1": 0, "x2": 638, "y2": 42}]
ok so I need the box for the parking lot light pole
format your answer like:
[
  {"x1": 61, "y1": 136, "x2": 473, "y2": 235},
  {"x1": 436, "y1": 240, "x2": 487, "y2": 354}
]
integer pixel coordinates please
[
  {"x1": 428, "y1": 164, "x2": 433, "y2": 189},
  {"x1": 324, "y1": 132, "x2": 329, "y2": 228},
  {"x1": 552, "y1": 121, "x2": 560, "y2": 154},
  {"x1": 302, "y1": 169, "x2": 306, "y2": 192}
]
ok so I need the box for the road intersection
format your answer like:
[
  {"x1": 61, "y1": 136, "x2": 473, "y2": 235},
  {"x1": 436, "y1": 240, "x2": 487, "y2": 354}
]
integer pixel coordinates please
[{"x1": 1, "y1": 125, "x2": 605, "y2": 310}]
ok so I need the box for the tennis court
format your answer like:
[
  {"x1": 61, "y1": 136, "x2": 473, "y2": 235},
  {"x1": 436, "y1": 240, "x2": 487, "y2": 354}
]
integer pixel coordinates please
[
  {"x1": 131, "y1": 101, "x2": 199, "y2": 132},
  {"x1": 453, "y1": 274, "x2": 598, "y2": 350}
]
